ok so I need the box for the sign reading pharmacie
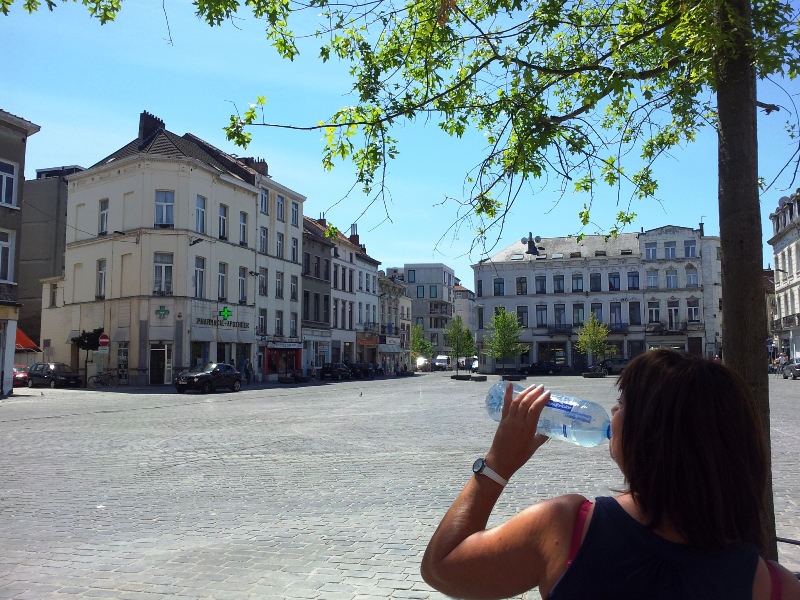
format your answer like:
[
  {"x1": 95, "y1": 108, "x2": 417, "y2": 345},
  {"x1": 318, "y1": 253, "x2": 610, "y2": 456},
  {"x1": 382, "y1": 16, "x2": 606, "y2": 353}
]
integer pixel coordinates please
[{"x1": 196, "y1": 306, "x2": 250, "y2": 329}]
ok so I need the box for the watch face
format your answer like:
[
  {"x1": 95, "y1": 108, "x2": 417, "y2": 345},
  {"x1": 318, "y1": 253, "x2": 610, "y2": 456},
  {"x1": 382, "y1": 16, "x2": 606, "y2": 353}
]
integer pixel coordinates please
[{"x1": 472, "y1": 458, "x2": 485, "y2": 474}]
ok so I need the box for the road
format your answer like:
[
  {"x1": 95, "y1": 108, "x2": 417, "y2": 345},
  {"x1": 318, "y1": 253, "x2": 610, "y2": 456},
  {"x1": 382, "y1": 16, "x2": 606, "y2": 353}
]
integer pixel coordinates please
[{"x1": 0, "y1": 372, "x2": 798, "y2": 599}]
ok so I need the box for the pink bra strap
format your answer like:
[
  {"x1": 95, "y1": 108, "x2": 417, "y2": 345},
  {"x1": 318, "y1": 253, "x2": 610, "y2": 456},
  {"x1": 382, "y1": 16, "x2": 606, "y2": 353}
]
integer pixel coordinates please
[
  {"x1": 765, "y1": 561, "x2": 781, "y2": 600},
  {"x1": 567, "y1": 500, "x2": 593, "y2": 566}
]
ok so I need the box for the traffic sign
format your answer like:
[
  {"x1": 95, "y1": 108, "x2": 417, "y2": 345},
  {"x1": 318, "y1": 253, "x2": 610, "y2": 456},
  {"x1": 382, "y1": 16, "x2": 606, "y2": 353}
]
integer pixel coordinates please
[{"x1": 98, "y1": 333, "x2": 110, "y2": 347}]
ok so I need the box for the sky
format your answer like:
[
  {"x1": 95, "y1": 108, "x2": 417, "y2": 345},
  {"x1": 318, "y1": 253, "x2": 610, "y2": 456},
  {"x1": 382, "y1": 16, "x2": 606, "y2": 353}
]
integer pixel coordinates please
[{"x1": 3, "y1": 1, "x2": 800, "y2": 286}]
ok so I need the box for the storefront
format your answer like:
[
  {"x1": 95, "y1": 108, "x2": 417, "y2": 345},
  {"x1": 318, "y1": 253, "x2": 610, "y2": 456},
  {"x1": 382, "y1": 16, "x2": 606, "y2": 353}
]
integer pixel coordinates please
[
  {"x1": 356, "y1": 332, "x2": 378, "y2": 364},
  {"x1": 379, "y1": 335, "x2": 404, "y2": 372},
  {"x1": 265, "y1": 338, "x2": 302, "y2": 379}
]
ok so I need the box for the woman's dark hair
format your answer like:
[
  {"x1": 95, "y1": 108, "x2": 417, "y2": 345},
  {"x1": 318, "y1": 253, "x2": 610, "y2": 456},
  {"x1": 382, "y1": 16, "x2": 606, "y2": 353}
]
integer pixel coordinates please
[{"x1": 616, "y1": 349, "x2": 768, "y2": 550}]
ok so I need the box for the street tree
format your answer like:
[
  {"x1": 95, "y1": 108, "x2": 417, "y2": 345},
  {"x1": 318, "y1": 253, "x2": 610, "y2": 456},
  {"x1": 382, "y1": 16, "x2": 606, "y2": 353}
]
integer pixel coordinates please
[
  {"x1": 71, "y1": 327, "x2": 104, "y2": 387},
  {"x1": 411, "y1": 323, "x2": 433, "y2": 370},
  {"x1": 444, "y1": 316, "x2": 475, "y2": 375},
  {"x1": 9, "y1": 0, "x2": 800, "y2": 554},
  {"x1": 574, "y1": 313, "x2": 610, "y2": 370},
  {"x1": 484, "y1": 308, "x2": 528, "y2": 374}
]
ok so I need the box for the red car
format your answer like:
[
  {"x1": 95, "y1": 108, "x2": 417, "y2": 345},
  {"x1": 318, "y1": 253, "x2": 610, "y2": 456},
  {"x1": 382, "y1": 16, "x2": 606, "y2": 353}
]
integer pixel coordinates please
[{"x1": 12, "y1": 364, "x2": 30, "y2": 387}]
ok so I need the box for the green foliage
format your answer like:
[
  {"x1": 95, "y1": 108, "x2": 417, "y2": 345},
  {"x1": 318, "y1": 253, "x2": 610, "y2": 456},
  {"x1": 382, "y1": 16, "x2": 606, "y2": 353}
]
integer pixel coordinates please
[
  {"x1": 483, "y1": 308, "x2": 528, "y2": 370},
  {"x1": 71, "y1": 327, "x2": 104, "y2": 352},
  {"x1": 444, "y1": 316, "x2": 474, "y2": 373},
  {"x1": 410, "y1": 324, "x2": 433, "y2": 365},
  {"x1": 574, "y1": 313, "x2": 610, "y2": 360}
]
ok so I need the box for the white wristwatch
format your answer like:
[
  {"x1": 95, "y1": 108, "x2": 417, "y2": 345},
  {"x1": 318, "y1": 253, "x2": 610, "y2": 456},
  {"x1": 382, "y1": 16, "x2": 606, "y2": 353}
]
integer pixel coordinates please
[{"x1": 472, "y1": 458, "x2": 508, "y2": 488}]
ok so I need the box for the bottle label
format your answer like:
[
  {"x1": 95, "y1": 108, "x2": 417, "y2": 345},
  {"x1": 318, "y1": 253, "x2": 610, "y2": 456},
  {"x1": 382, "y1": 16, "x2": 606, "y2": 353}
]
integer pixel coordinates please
[{"x1": 546, "y1": 400, "x2": 592, "y2": 424}]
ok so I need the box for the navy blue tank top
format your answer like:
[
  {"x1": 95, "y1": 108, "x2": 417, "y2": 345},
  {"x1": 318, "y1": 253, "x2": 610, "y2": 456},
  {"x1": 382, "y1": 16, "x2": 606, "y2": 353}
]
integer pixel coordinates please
[{"x1": 547, "y1": 496, "x2": 760, "y2": 600}]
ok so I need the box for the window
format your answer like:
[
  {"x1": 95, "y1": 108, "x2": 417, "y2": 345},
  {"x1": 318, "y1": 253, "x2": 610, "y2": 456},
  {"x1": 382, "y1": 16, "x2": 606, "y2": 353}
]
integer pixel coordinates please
[
  {"x1": 610, "y1": 302, "x2": 622, "y2": 325},
  {"x1": 535, "y1": 276, "x2": 546, "y2": 294},
  {"x1": 664, "y1": 241, "x2": 677, "y2": 259},
  {"x1": 238, "y1": 267, "x2": 247, "y2": 303},
  {"x1": 666, "y1": 269, "x2": 678, "y2": 289},
  {"x1": 290, "y1": 312, "x2": 298, "y2": 337},
  {"x1": 304, "y1": 290, "x2": 310, "y2": 320},
  {"x1": 275, "y1": 310, "x2": 284, "y2": 335},
  {"x1": 323, "y1": 296, "x2": 330, "y2": 324},
  {"x1": 627, "y1": 271, "x2": 639, "y2": 290},
  {"x1": 647, "y1": 270, "x2": 658, "y2": 288},
  {"x1": 431, "y1": 333, "x2": 439, "y2": 346},
  {"x1": 276, "y1": 232, "x2": 284, "y2": 258},
  {"x1": 536, "y1": 305, "x2": 547, "y2": 326},
  {"x1": 416, "y1": 316, "x2": 424, "y2": 327},
  {"x1": 513, "y1": 277, "x2": 527, "y2": 295},
  {"x1": 572, "y1": 303, "x2": 584, "y2": 326},
  {"x1": 277, "y1": 194, "x2": 285, "y2": 221},
  {"x1": 96, "y1": 259, "x2": 106, "y2": 298},
  {"x1": 50, "y1": 283, "x2": 57, "y2": 307},
  {"x1": 477, "y1": 307, "x2": 484, "y2": 329},
  {"x1": 629, "y1": 301, "x2": 641, "y2": 325},
  {"x1": 605, "y1": 272, "x2": 619, "y2": 291},
  {"x1": 490, "y1": 278, "x2": 504, "y2": 296},
  {"x1": 155, "y1": 191, "x2": 174, "y2": 227},
  {"x1": 572, "y1": 274, "x2": 583, "y2": 292},
  {"x1": 589, "y1": 273, "x2": 601, "y2": 292},
  {"x1": 195, "y1": 196, "x2": 206, "y2": 234},
  {"x1": 153, "y1": 252, "x2": 173, "y2": 294},
  {"x1": 316, "y1": 294, "x2": 322, "y2": 322},
  {"x1": 218, "y1": 263, "x2": 227, "y2": 300},
  {"x1": 648, "y1": 301, "x2": 660, "y2": 323},
  {"x1": 516, "y1": 306, "x2": 529, "y2": 327},
  {"x1": 259, "y1": 227, "x2": 268, "y2": 254},
  {"x1": 303, "y1": 252, "x2": 311, "y2": 275},
  {"x1": 258, "y1": 309, "x2": 267, "y2": 334},
  {"x1": 291, "y1": 238, "x2": 298, "y2": 262},
  {"x1": 417, "y1": 285, "x2": 425, "y2": 298},
  {"x1": 687, "y1": 299, "x2": 700, "y2": 322},
  {"x1": 332, "y1": 298, "x2": 338, "y2": 327},
  {"x1": 259, "y1": 268, "x2": 268, "y2": 296},
  {"x1": 333, "y1": 264, "x2": 339, "y2": 288},
  {"x1": 686, "y1": 268, "x2": 699, "y2": 287},
  {"x1": 554, "y1": 304, "x2": 566, "y2": 324},
  {"x1": 553, "y1": 275, "x2": 565, "y2": 293},
  {"x1": 290, "y1": 275, "x2": 298, "y2": 301},
  {"x1": 591, "y1": 303, "x2": 602, "y2": 322},
  {"x1": 341, "y1": 267, "x2": 346, "y2": 290},
  {"x1": 645, "y1": 242, "x2": 657, "y2": 259},
  {"x1": 358, "y1": 271, "x2": 363, "y2": 290},
  {"x1": 99, "y1": 199, "x2": 109, "y2": 235},
  {"x1": 348, "y1": 269, "x2": 354, "y2": 291},
  {"x1": 275, "y1": 271, "x2": 284, "y2": 298},
  {"x1": 291, "y1": 202, "x2": 299, "y2": 226},
  {"x1": 239, "y1": 212, "x2": 248, "y2": 245},
  {"x1": 684, "y1": 240, "x2": 697, "y2": 258},
  {"x1": 430, "y1": 285, "x2": 438, "y2": 298},
  {"x1": 323, "y1": 259, "x2": 330, "y2": 281},
  {"x1": 348, "y1": 302, "x2": 354, "y2": 329},
  {"x1": 0, "y1": 160, "x2": 17, "y2": 206},
  {"x1": 476, "y1": 280, "x2": 483, "y2": 297},
  {"x1": 219, "y1": 205, "x2": 228, "y2": 240},
  {"x1": 667, "y1": 300, "x2": 680, "y2": 329},
  {"x1": 194, "y1": 257, "x2": 205, "y2": 298},
  {"x1": 408, "y1": 270, "x2": 416, "y2": 283},
  {"x1": 260, "y1": 188, "x2": 269, "y2": 214}
]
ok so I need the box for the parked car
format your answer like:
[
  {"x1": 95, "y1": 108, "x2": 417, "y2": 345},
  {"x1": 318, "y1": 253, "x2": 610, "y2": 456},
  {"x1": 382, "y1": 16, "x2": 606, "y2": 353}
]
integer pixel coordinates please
[
  {"x1": 26, "y1": 362, "x2": 83, "y2": 388},
  {"x1": 519, "y1": 361, "x2": 563, "y2": 375},
  {"x1": 174, "y1": 362, "x2": 241, "y2": 393},
  {"x1": 12, "y1": 364, "x2": 29, "y2": 387},
  {"x1": 782, "y1": 360, "x2": 800, "y2": 380},
  {"x1": 432, "y1": 355, "x2": 451, "y2": 371},
  {"x1": 351, "y1": 363, "x2": 375, "y2": 379},
  {"x1": 603, "y1": 358, "x2": 631, "y2": 375},
  {"x1": 320, "y1": 363, "x2": 352, "y2": 380}
]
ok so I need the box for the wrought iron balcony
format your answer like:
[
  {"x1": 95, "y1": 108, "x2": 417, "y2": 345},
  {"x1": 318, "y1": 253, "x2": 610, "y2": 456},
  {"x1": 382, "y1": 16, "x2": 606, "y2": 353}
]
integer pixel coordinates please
[
  {"x1": 547, "y1": 323, "x2": 573, "y2": 334},
  {"x1": 783, "y1": 314, "x2": 797, "y2": 328},
  {"x1": 607, "y1": 322, "x2": 629, "y2": 333}
]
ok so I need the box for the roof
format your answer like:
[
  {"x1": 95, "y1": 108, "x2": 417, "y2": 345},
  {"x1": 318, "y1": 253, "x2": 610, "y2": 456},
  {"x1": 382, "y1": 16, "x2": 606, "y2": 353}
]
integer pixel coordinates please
[
  {"x1": 0, "y1": 109, "x2": 40, "y2": 136},
  {"x1": 482, "y1": 232, "x2": 641, "y2": 265},
  {"x1": 303, "y1": 216, "x2": 335, "y2": 246}
]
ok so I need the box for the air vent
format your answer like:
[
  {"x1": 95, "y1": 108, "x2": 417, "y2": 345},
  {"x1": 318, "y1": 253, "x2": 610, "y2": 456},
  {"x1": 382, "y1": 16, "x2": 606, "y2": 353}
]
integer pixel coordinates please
[
  {"x1": 570, "y1": 252, "x2": 581, "y2": 258},
  {"x1": 552, "y1": 253, "x2": 564, "y2": 259},
  {"x1": 510, "y1": 254, "x2": 525, "y2": 260},
  {"x1": 621, "y1": 249, "x2": 633, "y2": 255},
  {"x1": 595, "y1": 251, "x2": 606, "y2": 256}
]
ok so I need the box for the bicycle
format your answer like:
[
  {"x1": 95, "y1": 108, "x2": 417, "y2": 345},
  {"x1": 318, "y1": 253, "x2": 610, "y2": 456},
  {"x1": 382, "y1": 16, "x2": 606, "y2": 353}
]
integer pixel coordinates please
[{"x1": 88, "y1": 371, "x2": 118, "y2": 388}]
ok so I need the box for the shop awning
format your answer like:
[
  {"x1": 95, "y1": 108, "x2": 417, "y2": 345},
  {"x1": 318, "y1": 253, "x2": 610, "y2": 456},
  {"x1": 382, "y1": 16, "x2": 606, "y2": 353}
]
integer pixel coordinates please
[
  {"x1": 112, "y1": 327, "x2": 129, "y2": 342},
  {"x1": 238, "y1": 329, "x2": 257, "y2": 344},
  {"x1": 379, "y1": 344, "x2": 404, "y2": 353},
  {"x1": 149, "y1": 326, "x2": 173, "y2": 341},
  {"x1": 190, "y1": 328, "x2": 215, "y2": 342},
  {"x1": 15, "y1": 327, "x2": 40, "y2": 352},
  {"x1": 218, "y1": 329, "x2": 238, "y2": 343}
]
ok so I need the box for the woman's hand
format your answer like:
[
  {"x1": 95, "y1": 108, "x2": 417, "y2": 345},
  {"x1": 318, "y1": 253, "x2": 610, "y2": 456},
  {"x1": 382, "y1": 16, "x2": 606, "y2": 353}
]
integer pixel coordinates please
[{"x1": 485, "y1": 383, "x2": 552, "y2": 480}]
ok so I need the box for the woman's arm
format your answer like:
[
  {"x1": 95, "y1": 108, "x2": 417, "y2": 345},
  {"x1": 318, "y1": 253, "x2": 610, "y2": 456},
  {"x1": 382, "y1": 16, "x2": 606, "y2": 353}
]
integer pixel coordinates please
[{"x1": 420, "y1": 384, "x2": 578, "y2": 599}]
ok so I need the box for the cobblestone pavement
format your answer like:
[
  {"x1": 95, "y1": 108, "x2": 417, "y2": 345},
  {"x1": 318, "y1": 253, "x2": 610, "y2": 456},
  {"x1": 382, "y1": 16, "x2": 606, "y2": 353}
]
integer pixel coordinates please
[{"x1": 0, "y1": 372, "x2": 798, "y2": 599}]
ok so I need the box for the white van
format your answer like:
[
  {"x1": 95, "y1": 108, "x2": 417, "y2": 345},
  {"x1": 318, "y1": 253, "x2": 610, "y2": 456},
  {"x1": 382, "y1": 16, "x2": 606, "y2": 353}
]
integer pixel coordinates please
[{"x1": 432, "y1": 355, "x2": 451, "y2": 371}]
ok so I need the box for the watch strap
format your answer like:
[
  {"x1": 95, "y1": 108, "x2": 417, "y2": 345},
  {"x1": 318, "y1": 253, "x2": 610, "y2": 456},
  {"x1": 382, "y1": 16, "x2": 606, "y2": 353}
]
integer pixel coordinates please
[{"x1": 474, "y1": 458, "x2": 508, "y2": 487}]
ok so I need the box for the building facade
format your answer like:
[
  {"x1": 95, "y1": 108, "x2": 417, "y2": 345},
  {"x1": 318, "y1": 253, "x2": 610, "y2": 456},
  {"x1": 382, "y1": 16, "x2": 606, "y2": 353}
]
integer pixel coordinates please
[
  {"x1": 472, "y1": 225, "x2": 721, "y2": 373},
  {"x1": 768, "y1": 194, "x2": 800, "y2": 358},
  {"x1": 40, "y1": 112, "x2": 305, "y2": 385},
  {"x1": 453, "y1": 283, "x2": 476, "y2": 336},
  {"x1": 301, "y1": 216, "x2": 333, "y2": 373},
  {"x1": 0, "y1": 110, "x2": 40, "y2": 394},
  {"x1": 348, "y1": 226, "x2": 381, "y2": 365},
  {"x1": 378, "y1": 271, "x2": 410, "y2": 372}
]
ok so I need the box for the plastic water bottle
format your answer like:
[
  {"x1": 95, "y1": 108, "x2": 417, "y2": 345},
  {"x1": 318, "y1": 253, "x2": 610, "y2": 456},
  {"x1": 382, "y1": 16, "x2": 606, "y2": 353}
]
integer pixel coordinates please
[{"x1": 486, "y1": 381, "x2": 611, "y2": 447}]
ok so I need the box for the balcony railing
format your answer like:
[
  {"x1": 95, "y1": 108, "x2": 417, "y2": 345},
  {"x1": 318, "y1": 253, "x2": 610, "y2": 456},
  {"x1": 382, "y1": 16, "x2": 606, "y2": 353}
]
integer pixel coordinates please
[
  {"x1": 783, "y1": 315, "x2": 798, "y2": 328},
  {"x1": 607, "y1": 322, "x2": 629, "y2": 333},
  {"x1": 362, "y1": 321, "x2": 379, "y2": 332},
  {"x1": 547, "y1": 323, "x2": 573, "y2": 334}
]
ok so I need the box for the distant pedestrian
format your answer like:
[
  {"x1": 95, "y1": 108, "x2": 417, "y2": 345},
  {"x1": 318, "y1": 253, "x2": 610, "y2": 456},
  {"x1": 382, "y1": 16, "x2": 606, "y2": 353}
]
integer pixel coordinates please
[{"x1": 245, "y1": 359, "x2": 253, "y2": 384}]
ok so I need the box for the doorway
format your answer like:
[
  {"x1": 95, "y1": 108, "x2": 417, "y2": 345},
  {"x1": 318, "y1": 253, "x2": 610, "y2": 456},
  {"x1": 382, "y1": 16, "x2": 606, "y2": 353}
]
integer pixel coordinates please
[{"x1": 149, "y1": 342, "x2": 173, "y2": 385}]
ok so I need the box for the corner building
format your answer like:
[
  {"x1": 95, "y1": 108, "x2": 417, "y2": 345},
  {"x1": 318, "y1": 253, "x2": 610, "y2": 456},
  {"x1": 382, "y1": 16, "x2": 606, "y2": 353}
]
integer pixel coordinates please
[{"x1": 41, "y1": 112, "x2": 305, "y2": 385}]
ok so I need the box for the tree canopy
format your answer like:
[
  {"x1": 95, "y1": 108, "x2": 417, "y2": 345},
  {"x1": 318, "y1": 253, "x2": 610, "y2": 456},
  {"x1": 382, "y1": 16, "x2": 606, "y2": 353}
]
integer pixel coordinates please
[
  {"x1": 411, "y1": 323, "x2": 433, "y2": 367},
  {"x1": 483, "y1": 308, "x2": 528, "y2": 371},
  {"x1": 444, "y1": 315, "x2": 475, "y2": 373},
  {"x1": 574, "y1": 313, "x2": 610, "y2": 363}
]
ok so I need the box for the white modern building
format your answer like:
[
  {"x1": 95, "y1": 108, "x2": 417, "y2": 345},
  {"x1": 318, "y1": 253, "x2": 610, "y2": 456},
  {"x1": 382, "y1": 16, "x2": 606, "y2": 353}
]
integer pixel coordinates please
[
  {"x1": 768, "y1": 194, "x2": 800, "y2": 358},
  {"x1": 453, "y1": 283, "x2": 476, "y2": 335},
  {"x1": 40, "y1": 112, "x2": 305, "y2": 385}
]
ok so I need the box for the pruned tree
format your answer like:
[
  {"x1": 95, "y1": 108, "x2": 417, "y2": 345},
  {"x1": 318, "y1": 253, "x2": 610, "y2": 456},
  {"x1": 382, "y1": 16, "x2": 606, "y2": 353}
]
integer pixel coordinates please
[
  {"x1": 444, "y1": 315, "x2": 475, "y2": 375},
  {"x1": 574, "y1": 313, "x2": 610, "y2": 370},
  {"x1": 71, "y1": 327, "x2": 104, "y2": 387},
  {"x1": 411, "y1": 323, "x2": 433, "y2": 370},
  {"x1": 484, "y1": 308, "x2": 528, "y2": 374}
]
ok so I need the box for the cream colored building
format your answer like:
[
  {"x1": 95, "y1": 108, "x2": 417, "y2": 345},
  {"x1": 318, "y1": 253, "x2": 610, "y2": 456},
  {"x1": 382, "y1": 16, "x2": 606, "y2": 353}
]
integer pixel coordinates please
[
  {"x1": 41, "y1": 112, "x2": 304, "y2": 385},
  {"x1": 769, "y1": 194, "x2": 800, "y2": 358}
]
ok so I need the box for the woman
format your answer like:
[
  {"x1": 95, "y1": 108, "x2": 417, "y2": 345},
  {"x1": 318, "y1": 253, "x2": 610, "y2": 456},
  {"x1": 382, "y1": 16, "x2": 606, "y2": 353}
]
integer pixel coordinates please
[{"x1": 421, "y1": 350, "x2": 800, "y2": 599}]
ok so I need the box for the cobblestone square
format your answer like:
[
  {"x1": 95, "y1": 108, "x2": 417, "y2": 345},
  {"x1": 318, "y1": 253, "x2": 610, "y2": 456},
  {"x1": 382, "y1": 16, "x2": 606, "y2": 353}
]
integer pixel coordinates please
[{"x1": 0, "y1": 372, "x2": 798, "y2": 599}]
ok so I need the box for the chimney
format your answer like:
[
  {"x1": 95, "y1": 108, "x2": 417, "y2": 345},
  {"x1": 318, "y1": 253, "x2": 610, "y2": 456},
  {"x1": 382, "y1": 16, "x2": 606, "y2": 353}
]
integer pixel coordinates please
[
  {"x1": 349, "y1": 223, "x2": 359, "y2": 246},
  {"x1": 699, "y1": 222, "x2": 705, "y2": 236},
  {"x1": 360, "y1": 243, "x2": 367, "y2": 253},
  {"x1": 317, "y1": 212, "x2": 326, "y2": 228},
  {"x1": 239, "y1": 157, "x2": 269, "y2": 176},
  {"x1": 138, "y1": 111, "x2": 164, "y2": 143}
]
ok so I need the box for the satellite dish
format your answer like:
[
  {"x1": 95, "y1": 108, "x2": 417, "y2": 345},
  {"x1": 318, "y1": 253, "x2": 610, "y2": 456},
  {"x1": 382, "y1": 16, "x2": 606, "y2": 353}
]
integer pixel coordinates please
[{"x1": 534, "y1": 236, "x2": 542, "y2": 243}]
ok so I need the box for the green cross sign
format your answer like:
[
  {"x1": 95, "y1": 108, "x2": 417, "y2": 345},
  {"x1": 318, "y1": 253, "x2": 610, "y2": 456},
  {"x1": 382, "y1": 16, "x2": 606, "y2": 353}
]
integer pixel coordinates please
[
  {"x1": 155, "y1": 305, "x2": 170, "y2": 319},
  {"x1": 218, "y1": 306, "x2": 232, "y2": 321}
]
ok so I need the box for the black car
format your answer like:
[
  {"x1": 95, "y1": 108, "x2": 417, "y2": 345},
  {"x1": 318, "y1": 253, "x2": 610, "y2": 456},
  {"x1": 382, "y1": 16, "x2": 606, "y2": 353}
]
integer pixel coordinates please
[
  {"x1": 174, "y1": 362, "x2": 242, "y2": 393},
  {"x1": 351, "y1": 363, "x2": 375, "y2": 379},
  {"x1": 518, "y1": 361, "x2": 563, "y2": 375},
  {"x1": 27, "y1": 362, "x2": 83, "y2": 388},
  {"x1": 782, "y1": 360, "x2": 800, "y2": 380},
  {"x1": 320, "y1": 363, "x2": 352, "y2": 380}
]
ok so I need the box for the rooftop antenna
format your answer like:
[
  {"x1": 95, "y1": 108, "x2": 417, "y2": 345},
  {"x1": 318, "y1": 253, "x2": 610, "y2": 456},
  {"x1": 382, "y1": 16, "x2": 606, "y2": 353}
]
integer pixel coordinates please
[{"x1": 521, "y1": 232, "x2": 541, "y2": 256}]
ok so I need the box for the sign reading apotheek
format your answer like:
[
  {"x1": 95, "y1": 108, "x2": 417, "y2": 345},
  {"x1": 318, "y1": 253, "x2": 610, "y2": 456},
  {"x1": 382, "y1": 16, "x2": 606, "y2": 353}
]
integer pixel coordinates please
[{"x1": 195, "y1": 306, "x2": 250, "y2": 329}]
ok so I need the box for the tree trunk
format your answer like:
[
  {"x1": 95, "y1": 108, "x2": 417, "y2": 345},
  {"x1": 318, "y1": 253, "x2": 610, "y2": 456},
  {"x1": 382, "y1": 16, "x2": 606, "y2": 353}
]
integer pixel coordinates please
[{"x1": 715, "y1": 0, "x2": 776, "y2": 559}]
